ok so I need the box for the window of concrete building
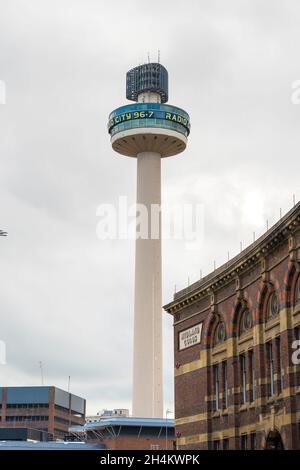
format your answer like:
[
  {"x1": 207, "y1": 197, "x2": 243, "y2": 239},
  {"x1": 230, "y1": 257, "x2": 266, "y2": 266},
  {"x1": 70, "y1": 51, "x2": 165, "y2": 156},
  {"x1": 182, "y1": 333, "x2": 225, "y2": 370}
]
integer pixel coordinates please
[
  {"x1": 267, "y1": 342, "x2": 275, "y2": 396},
  {"x1": 240, "y1": 354, "x2": 247, "y2": 404},
  {"x1": 6, "y1": 403, "x2": 49, "y2": 409},
  {"x1": 249, "y1": 350, "x2": 255, "y2": 402},
  {"x1": 213, "y1": 364, "x2": 220, "y2": 411},
  {"x1": 54, "y1": 404, "x2": 69, "y2": 413},
  {"x1": 54, "y1": 416, "x2": 69, "y2": 425},
  {"x1": 6, "y1": 415, "x2": 48, "y2": 422},
  {"x1": 241, "y1": 434, "x2": 247, "y2": 450},
  {"x1": 266, "y1": 292, "x2": 280, "y2": 321}
]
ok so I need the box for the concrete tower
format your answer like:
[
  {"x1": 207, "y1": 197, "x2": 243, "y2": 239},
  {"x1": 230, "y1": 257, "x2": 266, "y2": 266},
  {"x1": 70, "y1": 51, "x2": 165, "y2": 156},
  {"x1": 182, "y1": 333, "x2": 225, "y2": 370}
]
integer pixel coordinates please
[{"x1": 108, "y1": 63, "x2": 190, "y2": 418}]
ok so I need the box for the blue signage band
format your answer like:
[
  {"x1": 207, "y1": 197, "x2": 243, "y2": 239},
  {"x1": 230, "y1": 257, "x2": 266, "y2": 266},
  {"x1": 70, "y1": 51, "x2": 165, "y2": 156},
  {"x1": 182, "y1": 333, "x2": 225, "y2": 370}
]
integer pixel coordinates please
[{"x1": 108, "y1": 103, "x2": 190, "y2": 137}]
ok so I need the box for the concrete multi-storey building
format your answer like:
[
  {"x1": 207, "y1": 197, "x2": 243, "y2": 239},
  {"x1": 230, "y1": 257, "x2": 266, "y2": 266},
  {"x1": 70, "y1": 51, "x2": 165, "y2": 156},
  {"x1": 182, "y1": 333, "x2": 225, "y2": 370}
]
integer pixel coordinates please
[
  {"x1": 164, "y1": 202, "x2": 300, "y2": 450},
  {"x1": 0, "y1": 386, "x2": 86, "y2": 440}
]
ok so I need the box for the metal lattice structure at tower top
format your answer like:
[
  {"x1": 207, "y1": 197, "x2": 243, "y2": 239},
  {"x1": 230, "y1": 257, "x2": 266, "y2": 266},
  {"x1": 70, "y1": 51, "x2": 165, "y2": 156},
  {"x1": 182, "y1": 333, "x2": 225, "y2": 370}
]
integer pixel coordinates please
[
  {"x1": 108, "y1": 63, "x2": 190, "y2": 418},
  {"x1": 126, "y1": 63, "x2": 168, "y2": 103}
]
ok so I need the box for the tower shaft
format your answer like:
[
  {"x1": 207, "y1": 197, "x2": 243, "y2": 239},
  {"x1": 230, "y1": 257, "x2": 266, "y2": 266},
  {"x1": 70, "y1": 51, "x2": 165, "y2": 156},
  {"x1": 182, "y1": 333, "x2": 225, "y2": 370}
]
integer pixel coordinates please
[
  {"x1": 132, "y1": 151, "x2": 163, "y2": 418},
  {"x1": 108, "y1": 61, "x2": 190, "y2": 420}
]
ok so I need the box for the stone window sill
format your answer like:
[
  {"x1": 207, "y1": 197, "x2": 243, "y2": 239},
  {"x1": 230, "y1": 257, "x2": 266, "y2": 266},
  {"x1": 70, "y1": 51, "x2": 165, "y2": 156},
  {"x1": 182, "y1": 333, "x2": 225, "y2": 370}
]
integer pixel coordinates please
[
  {"x1": 239, "y1": 403, "x2": 248, "y2": 412},
  {"x1": 264, "y1": 318, "x2": 280, "y2": 332}
]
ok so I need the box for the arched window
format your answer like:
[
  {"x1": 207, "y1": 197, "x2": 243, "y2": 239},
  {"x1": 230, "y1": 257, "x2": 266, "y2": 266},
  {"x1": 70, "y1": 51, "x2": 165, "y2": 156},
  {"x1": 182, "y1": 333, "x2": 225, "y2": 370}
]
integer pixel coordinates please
[
  {"x1": 295, "y1": 276, "x2": 300, "y2": 305},
  {"x1": 214, "y1": 321, "x2": 226, "y2": 346},
  {"x1": 266, "y1": 292, "x2": 279, "y2": 321},
  {"x1": 239, "y1": 309, "x2": 253, "y2": 335}
]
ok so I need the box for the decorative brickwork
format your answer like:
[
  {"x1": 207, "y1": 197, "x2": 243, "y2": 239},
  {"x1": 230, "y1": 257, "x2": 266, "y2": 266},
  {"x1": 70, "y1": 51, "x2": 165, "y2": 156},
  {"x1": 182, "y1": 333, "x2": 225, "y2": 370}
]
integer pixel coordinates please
[{"x1": 164, "y1": 202, "x2": 300, "y2": 450}]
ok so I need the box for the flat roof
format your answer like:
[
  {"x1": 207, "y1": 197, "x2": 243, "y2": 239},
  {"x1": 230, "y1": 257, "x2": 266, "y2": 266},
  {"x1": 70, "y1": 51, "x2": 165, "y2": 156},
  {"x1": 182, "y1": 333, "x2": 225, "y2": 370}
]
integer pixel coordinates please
[
  {"x1": 0, "y1": 441, "x2": 105, "y2": 450},
  {"x1": 70, "y1": 417, "x2": 175, "y2": 433},
  {"x1": 165, "y1": 200, "x2": 300, "y2": 312}
]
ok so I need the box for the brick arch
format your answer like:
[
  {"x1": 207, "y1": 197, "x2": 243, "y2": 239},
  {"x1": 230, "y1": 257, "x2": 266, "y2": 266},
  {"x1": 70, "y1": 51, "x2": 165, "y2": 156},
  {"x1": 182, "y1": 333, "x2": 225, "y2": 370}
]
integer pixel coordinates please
[
  {"x1": 265, "y1": 428, "x2": 284, "y2": 450},
  {"x1": 284, "y1": 261, "x2": 299, "y2": 307},
  {"x1": 203, "y1": 312, "x2": 217, "y2": 347},
  {"x1": 231, "y1": 299, "x2": 247, "y2": 337},
  {"x1": 257, "y1": 281, "x2": 274, "y2": 323},
  {"x1": 204, "y1": 312, "x2": 227, "y2": 347},
  {"x1": 294, "y1": 272, "x2": 300, "y2": 306}
]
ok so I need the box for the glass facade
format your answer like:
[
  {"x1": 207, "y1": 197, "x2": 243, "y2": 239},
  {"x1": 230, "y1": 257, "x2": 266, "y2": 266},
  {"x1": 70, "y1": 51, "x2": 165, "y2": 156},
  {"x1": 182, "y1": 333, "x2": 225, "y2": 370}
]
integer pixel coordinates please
[
  {"x1": 110, "y1": 119, "x2": 189, "y2": 138},
  {"x1": 6, "y1": 386, "x2": 50, "y2": 404},
  {"x1": 108, "y1": 103, "x2": 190, "y2": 139},
  {"x1": 109, "y1": 103, "x2": 190, "y2": 119}
]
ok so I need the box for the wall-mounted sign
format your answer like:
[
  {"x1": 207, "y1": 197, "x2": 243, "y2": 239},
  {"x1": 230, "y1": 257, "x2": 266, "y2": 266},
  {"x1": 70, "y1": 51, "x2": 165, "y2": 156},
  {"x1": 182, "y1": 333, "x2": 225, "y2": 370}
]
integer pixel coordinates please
[
  {"x1": 108, "y1": 109, "x2": 189, "y2": 130},
  {"x1": 108, "y1": 104, "x2": 190, "y2": 135},
  {"x1": 179, "y1": 323, "x2": 203, "y2": 351}
]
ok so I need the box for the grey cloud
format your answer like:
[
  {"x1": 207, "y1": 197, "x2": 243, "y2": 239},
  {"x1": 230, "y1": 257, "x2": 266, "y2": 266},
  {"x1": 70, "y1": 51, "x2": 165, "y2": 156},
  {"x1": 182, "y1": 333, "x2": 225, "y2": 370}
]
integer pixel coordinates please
[{"x1": 0, "y1": 0, "x2": 300, "y2": 413}]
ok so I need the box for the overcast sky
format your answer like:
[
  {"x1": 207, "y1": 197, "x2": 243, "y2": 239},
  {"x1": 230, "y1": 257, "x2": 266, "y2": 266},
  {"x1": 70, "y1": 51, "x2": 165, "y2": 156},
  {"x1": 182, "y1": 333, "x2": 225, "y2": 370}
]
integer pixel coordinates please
[{"x1": 0, "y1": 0, "x2": 299, "y2": 415}]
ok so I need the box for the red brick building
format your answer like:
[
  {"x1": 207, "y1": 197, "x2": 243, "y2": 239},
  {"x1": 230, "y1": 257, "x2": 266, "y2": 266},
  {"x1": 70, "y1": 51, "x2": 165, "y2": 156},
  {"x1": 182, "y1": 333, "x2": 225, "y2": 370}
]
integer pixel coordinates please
[
  {"x1": 0, "y1": 386, "x2": 86, "y2": 440},
  {"x1": 164, "y1": 202, "x2": 300, "y2": 450}
]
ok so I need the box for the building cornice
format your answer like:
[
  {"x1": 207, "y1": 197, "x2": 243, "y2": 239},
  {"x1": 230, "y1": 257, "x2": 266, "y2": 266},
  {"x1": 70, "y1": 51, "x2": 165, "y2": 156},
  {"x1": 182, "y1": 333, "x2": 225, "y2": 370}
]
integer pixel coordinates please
[{"x1": 164, "y1": 202, "x2": 300, "y2": 315}]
